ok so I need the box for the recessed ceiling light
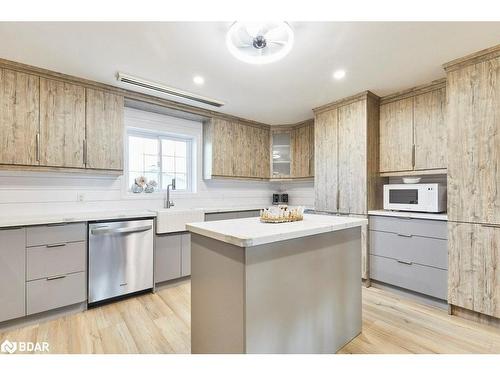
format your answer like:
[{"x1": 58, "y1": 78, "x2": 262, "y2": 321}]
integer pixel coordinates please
[
  {"x1": 193, "y1": 75, "x2": 205, "y2": 85},
  {"x1": 226, "y1": 21, "x2": 294, "y2": 65},
  {"x1": 333, "y1": 70, "x2": 346, "y2": 80}
]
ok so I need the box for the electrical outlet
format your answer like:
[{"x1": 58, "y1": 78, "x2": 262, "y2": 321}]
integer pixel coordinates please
[{"x1": 77, "y1": 193, "x2": 85, "y2": 202}]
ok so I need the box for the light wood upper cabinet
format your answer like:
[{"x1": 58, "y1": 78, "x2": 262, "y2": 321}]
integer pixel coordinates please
[
  {"x1": 448, "y1": 222, "x2": 500, "y2": 318},
  {"x1": 39, "y1": 78, "x2": 86, "y2": 168},
  {"x1": 203, "y1": 117, "x2": 270, "y2": 179},
  {"x1": 447, "y1": 56, "x2": 500, "y2": 224},
  {"x1": 338, "y1": 100, "x2": 367, "y2": 215},
  {"x1": 85, "y1": 88, "x2": 124, "y2": 170},
  {"x1": 414, "y1": 88, "x2": 447, "y2": 170},
  {"x1": 252, "y1": 125, "x2": 271, "y2": 178},
  {"x1": 314, "y1": 108, "x2": 339, "y2": 212},
  {"x1": 379, "y1": 81, "x2": 447, "y2": 174},
  {"x1": 379, "y1": 97, "x2": 413, "y2": 173},
  {"x1": 0, "y1": 69, "x2": 39, "y2": 166},
  {"x1": 208, "y1": 118, "x2": 235, "y2": 176},
  {"x1": 314, "y1": 92, "x2": 380, "y2": 215},
  {"x1": 290, "y1": 121, "x2": 314, "y2": 178}
]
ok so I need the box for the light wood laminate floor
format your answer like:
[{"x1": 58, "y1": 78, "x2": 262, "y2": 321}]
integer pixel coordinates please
[{"x1": 1, "y1": 280, "x2": 500, "y2": 354}]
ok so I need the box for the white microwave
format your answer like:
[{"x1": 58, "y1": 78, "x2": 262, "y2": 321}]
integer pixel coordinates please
[{"x1": 383, "y1": 183, "x2": 447, "y2": 213}]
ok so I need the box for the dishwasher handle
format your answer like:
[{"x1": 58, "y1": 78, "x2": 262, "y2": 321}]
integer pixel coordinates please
[{"x1": 90, "y1": 224, "x2": 152, "y2": 236}]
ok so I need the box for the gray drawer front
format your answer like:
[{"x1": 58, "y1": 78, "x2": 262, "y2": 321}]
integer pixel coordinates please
[
  {"x1": 205, "y1": 212, "x2": 240, "y2": 221},
  {"x1": 237, "y1": 210, "x2": 260, "y2": 218},
  {"x1": 0, "y1": 228, "x2": 26, "y2": 322},
  {"x1": 27, "y1": 223, "x2": 86, "y2": 247},
  {"x1": 27, "y1": 241, "x2": 86, "y2": 281},
  {"x1": 181, "y1": 233, "x2": 191, "y2": 277},
  {"x1": 155, "y1": 234, "x2": 181, "y2": 283},
  {"x1": 370, "y1": 255, "x2": 447, "y2": 300},
  {"x1": 369, "y1": 231, "x2": 447, "y2": 269},
  {"x1": 369, "y1": 216, "x2": 447, "y2": 239},
  {"x1": 205, "y1": 210, "x2": 260, "y2": 221},
  {"x1": 26, "y1": 271, "x2": 86, "y2": 315}
]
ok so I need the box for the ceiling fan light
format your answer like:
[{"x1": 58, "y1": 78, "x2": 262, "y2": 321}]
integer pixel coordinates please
[{"x1": 226, "y1": 21, "x2": 294, "y2": 65}]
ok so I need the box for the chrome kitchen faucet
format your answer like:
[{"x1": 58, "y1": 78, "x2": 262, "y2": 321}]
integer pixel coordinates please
[{"x1": 164, "y1": 178, "x2": 176, "y2": 208}]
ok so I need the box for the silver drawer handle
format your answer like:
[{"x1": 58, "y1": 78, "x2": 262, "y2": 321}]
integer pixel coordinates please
[
  {"x1": 46, "y1": 243, "x2": 67, "y2": 248},
  {"x1": 481, "y1": 224, "x2": 500, "y2": 229},
  {"x1": 397, "y1": 233, "x2": 412, "y2": 238},
  {"x1": 46, "y1": 275, "x2": 67, "y2": 281},
  {"x1": 396, "y1": 259, "x2": 413, "y2": 265},
  {"x1": 91, "y1": 225, "x2": 152, "y2": 235}
]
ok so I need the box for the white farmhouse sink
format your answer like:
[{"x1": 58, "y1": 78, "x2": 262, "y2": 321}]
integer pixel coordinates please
[{"x1": 155, "y1": 208, "x2": 205, "y2": 234}]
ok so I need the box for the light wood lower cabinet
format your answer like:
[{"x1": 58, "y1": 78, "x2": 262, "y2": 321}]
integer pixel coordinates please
[
  {"x1": 39, "y1": 78, "x2": 86, "y2": 168},
  {"x1": 0, "y1": 69, "x2": 40, "y2": 166},
  {"x1": 448, "y1": 222, "x2": 500, "y2": 318},
  {"x1": 0, "y1": 228, "x2": 26, "y2": 323},
  {"x1": 85, "y1": 88, "x2": 124, "y2": 170}
]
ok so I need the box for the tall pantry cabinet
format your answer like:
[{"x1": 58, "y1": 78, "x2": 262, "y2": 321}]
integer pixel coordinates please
[
  {"x1": 313, "y1": 91, "x2": 381, "y2": 279},
  {"x1": 445, "y1": 45, "x2": 500, "y2": 320}
]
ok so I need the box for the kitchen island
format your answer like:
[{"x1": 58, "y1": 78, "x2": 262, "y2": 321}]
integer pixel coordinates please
[{"x1": 186, "y1": 213, "x2": 368, "y2": 354}]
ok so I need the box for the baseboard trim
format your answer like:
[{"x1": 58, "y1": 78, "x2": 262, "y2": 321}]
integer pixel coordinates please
[
  {"x1": 450, "y1": 305, "x2": 500, "y2": 329},
  {"x1": 370, "y1": 281, "x2": 448, "y2": 310},
  {"x1": 155, "y1": 276, "x2": 191, "y2": 291},
  {"x1": 0, "y1": 302, "x2": 87, "y2": 333}
]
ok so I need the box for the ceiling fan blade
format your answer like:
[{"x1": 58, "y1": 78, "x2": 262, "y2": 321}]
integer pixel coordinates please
[
  {"x1": 268, "y1": 40, "x2": 287, "y2": 46},
  {"x1": 258, "y1": 24, "x2": 272, "y2": 36}
]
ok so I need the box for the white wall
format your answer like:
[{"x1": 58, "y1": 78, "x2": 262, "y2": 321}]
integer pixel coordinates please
[{"x1": 0, "y1": 108, "x2": 313, "y2": 217}]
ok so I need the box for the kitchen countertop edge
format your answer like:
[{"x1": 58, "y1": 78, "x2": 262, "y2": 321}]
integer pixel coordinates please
[
  {"x1": 186, "y1": 214, "x2": 368, "y2": 248},
  {"x1": 368, "y1": 210, "x2": 448, "y2": 221}
]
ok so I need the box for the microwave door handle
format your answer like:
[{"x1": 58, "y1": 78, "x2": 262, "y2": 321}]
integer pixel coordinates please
[{"x1": 91, "y1": 225, "x2": 152, "y2": 235}]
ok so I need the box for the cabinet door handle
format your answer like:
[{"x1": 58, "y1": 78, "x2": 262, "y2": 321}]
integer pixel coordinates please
[
  {"x1": 83, "y1": 139, "x2": 87, "y2": 165},
  {"x1": 481, "y1": 224, "x2": 500, "y2": 229},
  {"x1": 36, "y1": 132, "x2": 40, "y2": 162},
  {"x1": 397, "y1": 259, "x2": 413, "y2": 265},
  {"x1": 46, "y1": 275, "x2": 67, "y2": 281},
  {"x1": 397, "y1": 233, "x2": 412, "y2": 238},
  {"x1": 412, "y1": 144, "x2": 415, "y2": 168},
  {"x1": 46, "y1": 243, "x2": 67, "y2": 248},
  {"x1": 336, "y1": 189, "x2": 340, "y2": 211}
]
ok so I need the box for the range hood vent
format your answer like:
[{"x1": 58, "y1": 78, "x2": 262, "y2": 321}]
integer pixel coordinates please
[{"x1": 117, "y1": 72, "x2": 225, "y2": 108}]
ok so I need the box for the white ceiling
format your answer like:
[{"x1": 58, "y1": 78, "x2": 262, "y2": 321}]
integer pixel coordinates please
[{"x1": 1, "y1": 22, "x2": 499, "y2": 124}]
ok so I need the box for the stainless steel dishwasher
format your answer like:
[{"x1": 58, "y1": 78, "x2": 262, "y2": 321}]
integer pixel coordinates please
[{"x1": 88, "y1": 219, "x2": 154, "y2": 305}]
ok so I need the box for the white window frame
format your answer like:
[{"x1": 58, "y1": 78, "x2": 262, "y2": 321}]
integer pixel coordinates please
[{"x1": 126, "y1": 128, "x2": 194, "y2": 193}]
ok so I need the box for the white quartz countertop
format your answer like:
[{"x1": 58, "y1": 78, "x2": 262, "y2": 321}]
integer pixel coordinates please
[
  {"x1": 368, "y1": 210, "x2": 448, "y2": 221},
  {"x1": 0, "y1": 210, "x2": 158, "y2": 228},
  {"x1": 186, "y1": 213, "x2": 368, "y2": 247},
  {"x1": 0, "y1": 206, "x2": 270, "y2": 228}
]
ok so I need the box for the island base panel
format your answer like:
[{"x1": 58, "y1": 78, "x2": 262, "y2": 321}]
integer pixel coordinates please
[{"x1": 191, "y1": 227, "x2": 362, "y2": 354}]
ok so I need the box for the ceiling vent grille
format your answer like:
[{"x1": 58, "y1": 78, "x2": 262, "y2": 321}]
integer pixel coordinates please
[{"x1": 117, "y1": 72, "x2": 225, "y2": 108}]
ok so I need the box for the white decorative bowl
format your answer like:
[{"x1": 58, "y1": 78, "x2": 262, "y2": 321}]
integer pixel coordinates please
[{"x1": 402, "y1": 177, "x2": 422, "y2": 184}]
